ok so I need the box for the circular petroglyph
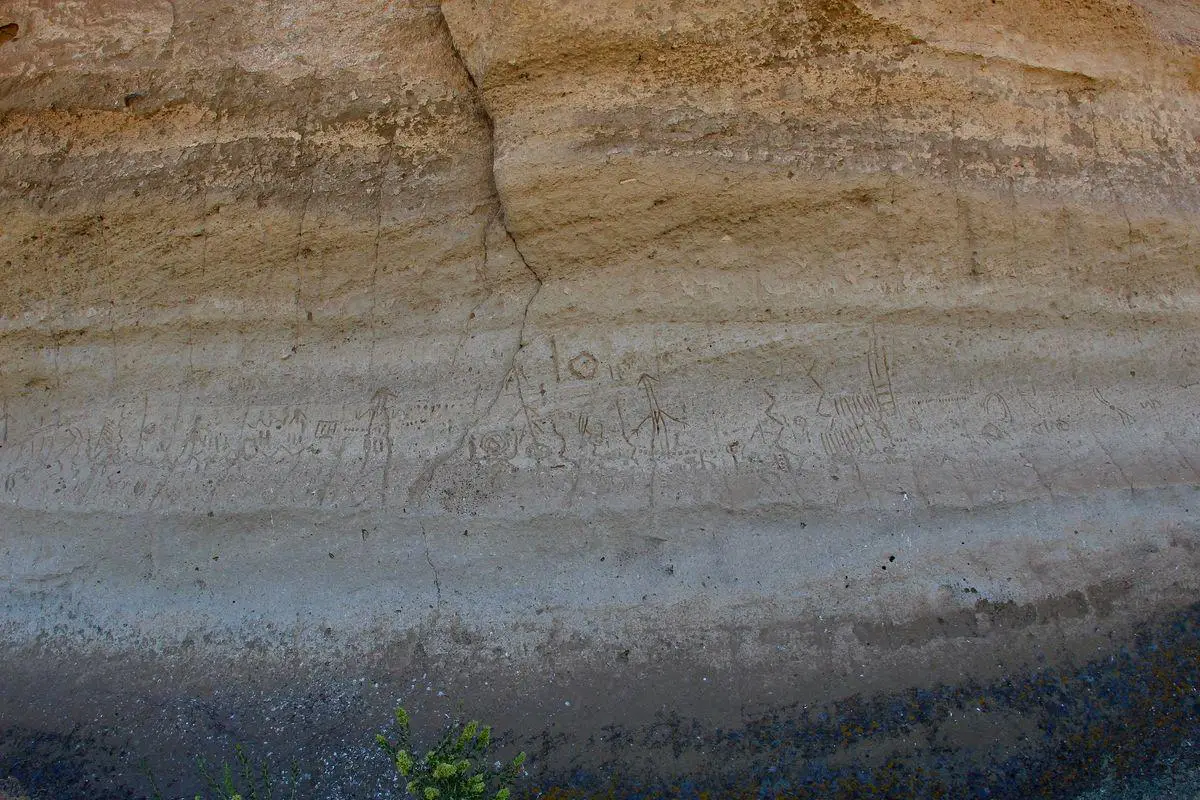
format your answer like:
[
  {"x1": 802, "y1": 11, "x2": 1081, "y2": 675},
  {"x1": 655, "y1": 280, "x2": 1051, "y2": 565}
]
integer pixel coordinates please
[
  {"x1": 568, "y1": 351, "x2": 598, "y2": 379},
  {"x1": 478, "y1": 432, "x2": 509, "y2": 459}
]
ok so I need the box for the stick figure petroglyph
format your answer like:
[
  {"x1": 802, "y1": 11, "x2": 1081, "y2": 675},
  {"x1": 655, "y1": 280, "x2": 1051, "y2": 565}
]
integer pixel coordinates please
[{"x1": 633, "y1": 373, "x2": 682, "y2": 446}]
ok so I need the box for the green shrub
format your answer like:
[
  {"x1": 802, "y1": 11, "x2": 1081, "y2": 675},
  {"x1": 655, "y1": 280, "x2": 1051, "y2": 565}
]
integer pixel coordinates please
[
  {"x1": 193, "y1": 744, "x2": 304, "y2": 800},
  {"x1": 376, "y1": 708, "x2": 526, "y2": 800}
]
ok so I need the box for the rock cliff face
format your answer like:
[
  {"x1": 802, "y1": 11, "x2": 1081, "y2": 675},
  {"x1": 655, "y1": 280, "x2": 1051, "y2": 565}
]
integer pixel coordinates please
[{"x1": 1, "y1": 1, "x2": 1199, "y2": 797}]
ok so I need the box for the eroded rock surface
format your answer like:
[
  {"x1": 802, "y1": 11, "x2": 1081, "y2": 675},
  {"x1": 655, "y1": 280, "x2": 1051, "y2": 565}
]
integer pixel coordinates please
[{"x1": 1, "y1": 1, "x2": 1198, "y2": 797}]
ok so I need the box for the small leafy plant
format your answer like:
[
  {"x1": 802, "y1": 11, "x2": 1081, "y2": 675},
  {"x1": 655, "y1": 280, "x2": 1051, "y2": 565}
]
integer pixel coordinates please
[
  {"x1": 194, "y1": 745, "x2": 304, "y2": 800},
  {"x1": 376, "y1": 708, "x2": 526, "y2": 800}
]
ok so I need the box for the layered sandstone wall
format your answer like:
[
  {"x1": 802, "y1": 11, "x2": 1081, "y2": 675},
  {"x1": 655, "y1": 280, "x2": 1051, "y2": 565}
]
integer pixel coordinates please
[{"x1": 1, "y1": 1, "x2": 1199, "y2": 795}]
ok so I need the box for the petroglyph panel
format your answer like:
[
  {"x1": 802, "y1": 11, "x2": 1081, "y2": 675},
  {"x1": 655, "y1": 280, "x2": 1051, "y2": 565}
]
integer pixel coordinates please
[
  {"x1": 372, "y1": 321, "x2": 1200, "y2": 515},
  {"x1": 2, "y1": 316, "x2": 1196, "y2": 519}
]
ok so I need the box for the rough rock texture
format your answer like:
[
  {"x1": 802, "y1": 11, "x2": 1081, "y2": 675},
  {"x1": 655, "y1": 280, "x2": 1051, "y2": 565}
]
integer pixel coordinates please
[{"x1": 1, "y1": 1, "x2": 1199, "y2": 797}]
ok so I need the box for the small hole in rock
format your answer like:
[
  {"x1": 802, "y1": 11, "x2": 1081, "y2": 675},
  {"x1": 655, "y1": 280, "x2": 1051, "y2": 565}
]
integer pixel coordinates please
[{"x1": 0, "y1": 23, "x2": 19, "y2": 46}]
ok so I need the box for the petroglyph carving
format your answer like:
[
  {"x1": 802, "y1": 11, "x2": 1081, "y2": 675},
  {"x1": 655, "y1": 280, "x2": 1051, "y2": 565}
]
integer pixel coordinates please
[
  {"x1": 807, "y1": 361, "x2": 833, "y2": 419},
  {"x1": 516, "y1": 415, "x2": 570, "y2": 464},
  {"x1": 983, "y1": 392, "x2": 1012, "y2": 422},
  {"x1": 981, "y1": 422, "x2": 1006, "y2": 441},
  {"x1": 473, "y1": 430, "x2": 514, "y2": 460},
  {"x1": 577, "y1": 414, "x2": 605, "y2": 451},
  {"x1": 363, "y1": 389, "x2": 395, "y2": 454},
  {"x1": 1032, "y1": 418, "x2": 1071, "y2": 435},
  {"x1": 867, "y1": 336, "x2": 896, "y2": 416},
  {"x1": 833, "y1": 392, "x2": 881, "y2": 419},
  {"x1": 821, "y1": 421, "x2": 876, "y2": 457},
  {"x1": 911, "y1": 395, "x2": 973, "y2": 409},
  {"x1": 568, "y1": 351, "x2": 599, "y2": 379},
  {"x1": 86, "y1": 418, "x2": 121, "y2": 463},
  {"x1": 979, "y1": 392, "x2": 1012, "y2": 440},
  {"x1": 633, "y1": 373, "x2": 681, "y2": 448},
  {"x1": 1093, "y1": 388, "x2": 1135, "y2": 426}
]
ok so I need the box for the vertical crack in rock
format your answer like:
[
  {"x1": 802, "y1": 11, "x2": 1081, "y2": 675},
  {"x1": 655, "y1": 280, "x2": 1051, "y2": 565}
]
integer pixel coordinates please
[
  {"x1": 406, "y1": 8, "x2": 544, "y2": 507},
  {"x1": 421, "y1": 525, "x2": 443, "y2": 613},
  {"x1": 437, "y1": 4, "x2": 543, "y2": 287}
]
